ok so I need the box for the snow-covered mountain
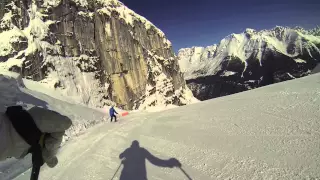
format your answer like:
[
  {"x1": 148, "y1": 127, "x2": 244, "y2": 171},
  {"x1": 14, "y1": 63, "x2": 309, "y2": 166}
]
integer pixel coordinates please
[
  {"x1": 0, "y1": 0, "x2": 196, "y2": 110},
  {"x1": 178, "y1": 26, "x2": 320, "y2": 100}
]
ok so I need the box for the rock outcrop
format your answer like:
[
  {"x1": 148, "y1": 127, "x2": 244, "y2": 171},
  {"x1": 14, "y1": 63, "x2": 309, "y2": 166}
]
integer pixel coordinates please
[
  {"x1": 178, "y1": 27, "x2": 320, "y2": 100},
  {"x1": 0, "y1": 0, "x2": 196, "y2": 110}
]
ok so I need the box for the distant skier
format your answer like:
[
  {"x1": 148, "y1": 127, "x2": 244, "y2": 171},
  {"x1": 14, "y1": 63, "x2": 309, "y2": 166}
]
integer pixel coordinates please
[{"x1": 109, "y1": 105, "x2": 118, "y2": 122}]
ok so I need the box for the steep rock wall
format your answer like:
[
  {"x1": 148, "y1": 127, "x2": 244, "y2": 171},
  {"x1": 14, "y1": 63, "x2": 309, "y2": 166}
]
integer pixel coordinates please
[{"x1": 0, "y1": 0, "x2": 196, "y2": 110}]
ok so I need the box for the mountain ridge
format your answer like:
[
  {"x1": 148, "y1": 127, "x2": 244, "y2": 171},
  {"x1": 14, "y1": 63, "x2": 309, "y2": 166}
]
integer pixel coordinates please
[{"x1": 178, "y1": 26, "x2": 320, "y2": 100}]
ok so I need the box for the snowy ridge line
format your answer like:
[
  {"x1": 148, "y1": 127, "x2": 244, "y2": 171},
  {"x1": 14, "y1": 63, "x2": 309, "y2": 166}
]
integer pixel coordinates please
[
  {"x1": 42, "y1": 0, "x2": 171, "y2": 47},
  {"x1": 178, "y1": 26, "x2": 320, "y2": 80}
]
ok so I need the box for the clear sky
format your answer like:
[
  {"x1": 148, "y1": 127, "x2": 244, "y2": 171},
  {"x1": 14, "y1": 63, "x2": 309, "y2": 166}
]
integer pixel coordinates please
[{"x1": 121, "y1": 0, "x2": 320, "y2": 52}]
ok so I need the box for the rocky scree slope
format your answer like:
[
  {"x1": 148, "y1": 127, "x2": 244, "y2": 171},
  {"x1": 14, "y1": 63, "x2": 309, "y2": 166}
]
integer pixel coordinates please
[
  {"x1": 178, "y1": 27, "x2": 320, "y2": 100},
  {"x1": 0, "y1": 0, "x2": 195, "y2": 110}
]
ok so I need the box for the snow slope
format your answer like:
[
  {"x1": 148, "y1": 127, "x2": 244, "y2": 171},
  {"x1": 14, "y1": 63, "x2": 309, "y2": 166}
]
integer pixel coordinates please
[
  {"x1": 178, "y1": 26, "x2": 320, "y2": 80},
  {"x1": 0, "y1": 73, "x2": 110, "y2": 138},
  {"x1": 0, "y1": 72, "x2": 113, "y2": 180},
  {"x1": 12, "y1": 73, "x2": 320, "y2": 180}
]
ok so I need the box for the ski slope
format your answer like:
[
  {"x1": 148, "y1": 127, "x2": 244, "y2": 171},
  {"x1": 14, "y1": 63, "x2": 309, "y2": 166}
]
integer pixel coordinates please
[
  {"x1": 0, "y1": 72, "x2": 111, "y2": 180},
  {"x1": 11, "y1": 73, "x2": 320, "y2": 180}
]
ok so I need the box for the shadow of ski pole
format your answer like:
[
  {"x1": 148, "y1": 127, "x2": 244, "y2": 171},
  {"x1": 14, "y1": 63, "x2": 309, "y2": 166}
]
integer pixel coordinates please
[
  {"x1": 110, "y1": 162, "x2": 122, "y2": 180},
  {"x1": 179, "y1": 167, "x2": 193, "y2": 180}
]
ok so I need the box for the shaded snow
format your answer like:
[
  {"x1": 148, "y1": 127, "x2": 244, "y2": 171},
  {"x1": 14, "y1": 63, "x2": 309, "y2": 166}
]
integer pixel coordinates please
[
  {"x1": 294, "y1": 58, "x2": 307, "y2": 63},
  {"x1": 0, "y1": 72, "x2": 109, "y2": 140},
  {"x1": 311, "y1": 64, "x2": 320, "y2": 74},
  {"x1": 10, "y1": 73, "x2": 320, "y2": 180},
  {"x1": 0, "y1": 72, "x2": 112, "y2": 180},
  {"x1": 221, "y1": 71, "x2": 237, "y2": 77}
]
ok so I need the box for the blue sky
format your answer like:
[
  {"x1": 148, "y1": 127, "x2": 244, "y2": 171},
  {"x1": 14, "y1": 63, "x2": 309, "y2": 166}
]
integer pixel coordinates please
[{"x1": 121, "y1": 0, "x2": 320, "y2": 52}]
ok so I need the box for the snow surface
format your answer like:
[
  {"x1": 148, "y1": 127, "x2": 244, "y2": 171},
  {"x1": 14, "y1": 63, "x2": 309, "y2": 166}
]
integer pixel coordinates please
[
  {"x1": 0, "y1": 71, "x2": 126, "y2": 179},
  {"x1": 8, "y1": 73, "x2": 320, "y2": 180},
  {"x1": 0, "y1": 72, "x2": 112, "y2": 141},
  {"x1": 178, "y1": 27, "x2": 320, "y2": 79}
]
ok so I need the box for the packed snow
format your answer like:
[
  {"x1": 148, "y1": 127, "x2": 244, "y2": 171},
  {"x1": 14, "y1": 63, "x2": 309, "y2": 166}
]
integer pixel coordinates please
[
  {"x1": 2, "y1": 72, "x2": 319, "y2": 180},
  {"x1": 178, "y1": 27, "x2": 320, "y2": 79}
]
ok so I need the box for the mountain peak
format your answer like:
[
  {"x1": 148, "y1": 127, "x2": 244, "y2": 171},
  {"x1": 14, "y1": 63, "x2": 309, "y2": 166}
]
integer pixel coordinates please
[
  {"x1": 178, "y1": 26, "x2": 320, "y2": 101},
  {"x1": 245, "y1": 28, "x2": 256, "y2": 34},
  {"x1": 178, "y1": 26, "x2": 320, "y2": 80}
]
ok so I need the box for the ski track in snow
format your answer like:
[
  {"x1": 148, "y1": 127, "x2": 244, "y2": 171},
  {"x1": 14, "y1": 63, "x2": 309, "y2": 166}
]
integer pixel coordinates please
[{"x1": 7, "y1": 73, "x2": 320, "y2": 180}]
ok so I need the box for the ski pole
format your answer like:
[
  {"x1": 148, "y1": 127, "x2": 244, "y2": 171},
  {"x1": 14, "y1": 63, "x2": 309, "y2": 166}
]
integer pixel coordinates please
[
  {"x1": 30, "y1": 165, "x2": 41, "y2": 180},
  {"x1": 179, "y1": 167, "x2": 192, "y2": 180},
  {"x1": 30, "y1": 144, "x2": 44, "y2": 180},
  {"x1": 110, "y1": 162, "x2": 122, "y2": 180}
]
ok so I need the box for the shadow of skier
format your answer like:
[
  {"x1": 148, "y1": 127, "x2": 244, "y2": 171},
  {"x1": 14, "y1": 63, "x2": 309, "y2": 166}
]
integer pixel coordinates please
[{"x1": 117, "y1": 140, "x2": 183, "y2": 180}]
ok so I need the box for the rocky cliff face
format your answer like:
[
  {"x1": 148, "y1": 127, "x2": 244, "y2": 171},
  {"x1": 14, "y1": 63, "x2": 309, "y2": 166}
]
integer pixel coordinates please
[
  {"x1": 178, "y1": 27, "x2": 320, "y2": 100},
  {"x1": 0, "y1": 0, "x2": 196, "y2": 110}
]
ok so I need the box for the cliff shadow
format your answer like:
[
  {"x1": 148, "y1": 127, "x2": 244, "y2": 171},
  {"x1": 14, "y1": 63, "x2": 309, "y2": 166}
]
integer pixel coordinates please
[
  {"x1": 0, "y1": 74, "x2": 48, "y2": 180},
  {"x1": 0, "y1": 74, "x2": 49, "y2": 112},
  {"x1": 112, "y1": 140, "x2": 192, "y2": 180}
]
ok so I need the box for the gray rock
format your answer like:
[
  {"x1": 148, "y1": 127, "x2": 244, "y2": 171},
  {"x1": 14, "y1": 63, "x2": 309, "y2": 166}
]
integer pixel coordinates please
[{"x1": 1, "y1": 0, "x2": 194, "y2": 110}]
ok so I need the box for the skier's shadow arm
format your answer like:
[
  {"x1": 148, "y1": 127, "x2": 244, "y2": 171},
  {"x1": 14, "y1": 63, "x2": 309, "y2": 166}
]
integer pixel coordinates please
[
  {"x1": 119, "y1": 150, "x2": 127, "y2": 160},
  {"x1": 144, "y1": 148, "x2": 181, "y2": 168}
]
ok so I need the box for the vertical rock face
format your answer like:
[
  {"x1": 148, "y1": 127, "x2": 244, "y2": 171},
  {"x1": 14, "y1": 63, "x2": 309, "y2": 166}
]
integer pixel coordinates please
[
  {"x1": 0, "y1": 0, "x2": 196, "y2": 110},
  {"x1": 178, "y1": 27, "x2": 320, "y2": 100}
]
